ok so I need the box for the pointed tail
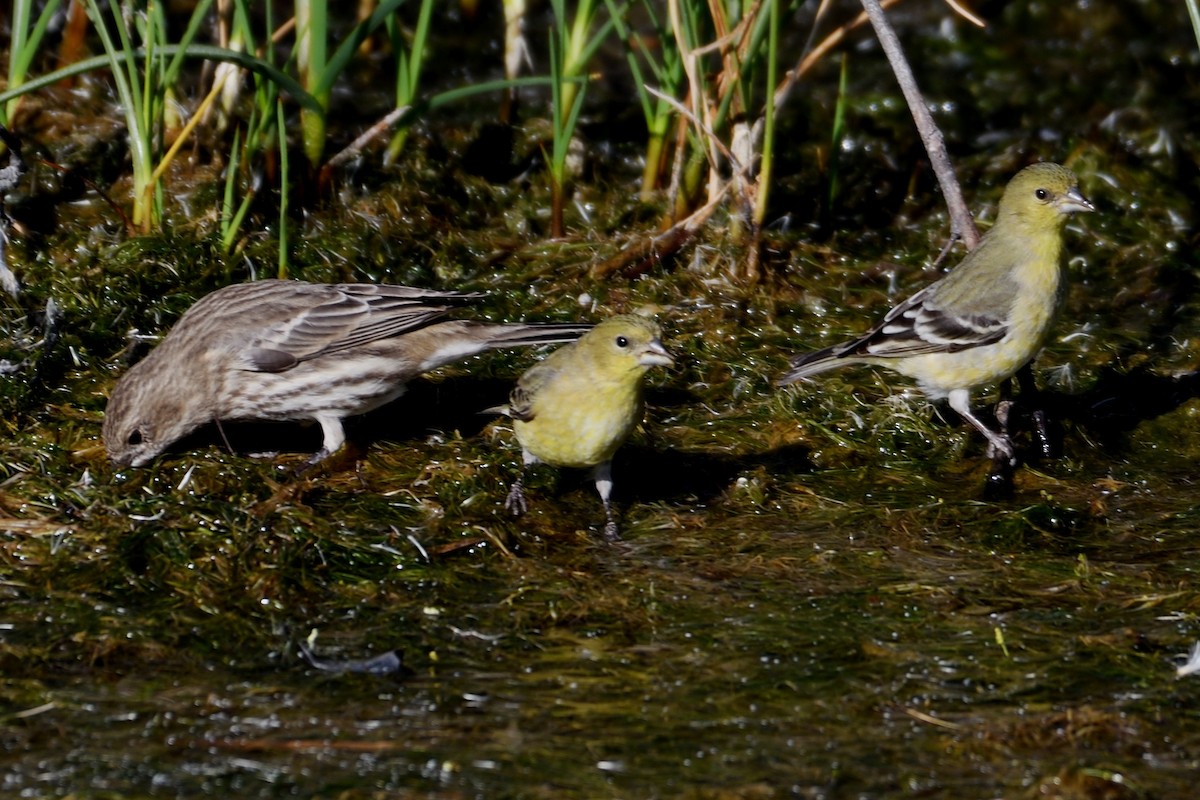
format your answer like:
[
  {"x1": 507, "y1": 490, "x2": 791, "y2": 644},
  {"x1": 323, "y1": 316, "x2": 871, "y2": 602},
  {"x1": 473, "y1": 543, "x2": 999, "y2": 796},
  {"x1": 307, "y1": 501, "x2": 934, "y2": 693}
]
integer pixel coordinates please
[
  {"x1": 473, "y1": 322, "x2": 593, "y2": 349},
  {"x1": 776, "y1": 341, "x2": 857, "y2": 386}
]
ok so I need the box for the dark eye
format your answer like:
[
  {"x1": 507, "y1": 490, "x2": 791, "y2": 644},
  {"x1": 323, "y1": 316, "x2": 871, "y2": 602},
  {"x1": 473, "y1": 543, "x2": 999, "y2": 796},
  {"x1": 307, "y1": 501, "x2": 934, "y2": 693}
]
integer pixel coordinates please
[
  {"x1": 127, "y1": 429, "x2": 144, "y2": 446},
  {"x1": 1035, "y1": 188, "x2": 1049, "y2": 200},
  {"x1": 615, "y1": 336, "x2": 629, "y2": 348}
]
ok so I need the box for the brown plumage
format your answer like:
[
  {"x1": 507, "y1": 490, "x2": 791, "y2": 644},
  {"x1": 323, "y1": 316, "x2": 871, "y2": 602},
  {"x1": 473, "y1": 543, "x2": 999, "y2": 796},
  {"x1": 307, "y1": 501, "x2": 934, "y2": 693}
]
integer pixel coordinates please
[{"x1": 103, "y1": 280, "x2": 590, "y2": 466}]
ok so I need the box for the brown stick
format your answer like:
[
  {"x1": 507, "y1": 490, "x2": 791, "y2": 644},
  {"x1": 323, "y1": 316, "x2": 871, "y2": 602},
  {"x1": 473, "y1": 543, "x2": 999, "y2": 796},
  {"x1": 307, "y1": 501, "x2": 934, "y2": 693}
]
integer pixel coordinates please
[
  {"x1": 592, "y1": 184, "x2": 730, "y2": 279},
  {"x1": 859, "y1": 0, "x2": 980, "y2": 248}
]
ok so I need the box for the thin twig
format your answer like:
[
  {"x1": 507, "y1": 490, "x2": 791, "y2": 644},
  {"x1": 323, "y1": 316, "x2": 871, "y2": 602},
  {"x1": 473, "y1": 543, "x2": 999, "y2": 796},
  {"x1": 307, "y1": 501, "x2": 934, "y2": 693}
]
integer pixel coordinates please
[
  {"x1": 645, "y1": 86, "x2": 748, "y2": 181},
  {"x1": 774, "y1": 0, "x2": 905, "y2": 114},
  {"x1": 592, "y1": 181, "x2": 732, "y2": 279},
  {"x1": 325, "y1": 106, "x2": 410, "y2": 170},
  {"x1": 944, "y1": 0, "x2": 986, "y2": 28},
  {"x1": 150, "y1": 68, "x2": 235, "y2": 188},
  {"x1": 667, "y1": 0, "x2": 722, "y2": 203},
  {"x1": 860, "y1": 0, "x2": 980, "y2": 247},
  {"x1": 904, "y1": 707, "x2": 964, "y2": 730}
]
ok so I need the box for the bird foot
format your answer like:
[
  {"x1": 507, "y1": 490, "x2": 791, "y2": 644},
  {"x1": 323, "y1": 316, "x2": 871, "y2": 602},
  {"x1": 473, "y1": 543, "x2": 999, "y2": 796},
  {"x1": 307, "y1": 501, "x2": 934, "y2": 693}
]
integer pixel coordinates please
[
  {"x1": 295, "y1": 443, "x2": 360, "y2": 477},
  {"x1": 504, "y1": 481, "x2": 527, "y2": 516},
  {"x1": 600, "y1": 499, "x2": 621, "y2": 541},
  {"x1": 984, "y1": 433, "x2": 1017, "y2": 467},
  {"x1": 294, "y1": 446, "x2": 333, "y2": 477}
]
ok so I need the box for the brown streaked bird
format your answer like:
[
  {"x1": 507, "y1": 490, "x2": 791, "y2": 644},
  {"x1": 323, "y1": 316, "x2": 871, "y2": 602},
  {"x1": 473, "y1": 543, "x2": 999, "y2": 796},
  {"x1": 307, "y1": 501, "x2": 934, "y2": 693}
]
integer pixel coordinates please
[{"x1": 103, "y1": 280, "x2": 591, "y2": 467}]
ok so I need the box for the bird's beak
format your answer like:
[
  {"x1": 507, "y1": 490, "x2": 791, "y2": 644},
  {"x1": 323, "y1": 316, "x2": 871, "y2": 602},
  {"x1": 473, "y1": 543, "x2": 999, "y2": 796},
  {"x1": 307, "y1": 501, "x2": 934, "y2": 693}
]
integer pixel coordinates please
[
  {"x1": 1057, "y1": 186, "x2": 1094, "y2": 214},
  {"x1": 639, "y1": 339, "x2": 674, "y2": 368}
]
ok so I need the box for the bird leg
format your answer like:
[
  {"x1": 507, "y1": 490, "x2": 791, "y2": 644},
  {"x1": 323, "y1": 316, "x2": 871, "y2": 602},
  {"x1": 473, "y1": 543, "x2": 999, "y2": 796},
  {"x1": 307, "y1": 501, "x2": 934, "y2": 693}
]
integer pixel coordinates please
[
  {"x1": 504, "y1": 471, "x2": 528, "y2": 516},
  {"x1": 317, "y1": 415, "x2": 347, "y2": 458},
  {"x1": 294, "y1": 415, "x2": 348, "y2": 474},
  {"x1": 505, "y1": 450, "x2": 538, "y2": 516},
  {"x1": 948, "y1": 388, "x2": 1016, "y2": 466},
  {"x1": 1016, "y1": 364, "x2": 1054, "y2": 459},
  {"x1": 592, "y1": 460, "x2": 620, "y2": 540}
]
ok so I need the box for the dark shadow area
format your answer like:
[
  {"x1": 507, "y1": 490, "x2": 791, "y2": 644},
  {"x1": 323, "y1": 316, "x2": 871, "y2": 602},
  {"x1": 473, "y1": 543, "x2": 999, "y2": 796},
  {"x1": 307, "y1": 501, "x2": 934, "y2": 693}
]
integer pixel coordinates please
[
  {"x1": 980, "y1": 365, "x2": 1200, "y2": 460},
  {"x1": 616, "y1": 442, "x2": 814, "y2": 507},
  {"x1": 982, "y1": 365, "x2": 1200, "y2": 499},
  {"x1": 1053, "y1": 366, "x2": 1200, "y2": 447},
  {"x1": 620, "y1": 384, "x2": 816, "y2": 507},
  {"x1": 169, "y1": 418, "x2": 325, "y2": 462},
  {"x1": 356, "y1": 375, "x2": 519, "y2": 445},
  {"x1": 151, "y1": 366, "x2": 1200, "y2": 503},
  {"x1": 165, "y1": 375, "x2": 521, "y2": 461}
]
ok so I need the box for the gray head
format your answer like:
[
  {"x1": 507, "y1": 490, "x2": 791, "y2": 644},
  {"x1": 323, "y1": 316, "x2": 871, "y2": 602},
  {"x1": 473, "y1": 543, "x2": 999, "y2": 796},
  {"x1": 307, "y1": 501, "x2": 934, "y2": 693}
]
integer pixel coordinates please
[{"x1": 103, "y1": 353, "x2": 211, "y2": 467}]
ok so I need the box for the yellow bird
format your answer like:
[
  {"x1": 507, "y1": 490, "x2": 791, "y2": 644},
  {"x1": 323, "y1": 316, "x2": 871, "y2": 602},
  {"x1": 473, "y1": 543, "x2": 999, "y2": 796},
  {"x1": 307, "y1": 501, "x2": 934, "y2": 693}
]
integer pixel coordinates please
[
  {"x1": 493, "y1": 314, "x2": 674, "y2": 539},
  {"x1": 779, "y1": 162, "x2": 1094, "y2": 462}
]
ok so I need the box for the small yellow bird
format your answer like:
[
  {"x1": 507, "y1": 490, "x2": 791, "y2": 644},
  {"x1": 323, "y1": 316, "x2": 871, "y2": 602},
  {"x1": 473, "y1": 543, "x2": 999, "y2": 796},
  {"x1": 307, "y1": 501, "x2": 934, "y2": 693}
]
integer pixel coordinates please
[
  {"x1": 492, "y1": 314, "x2": 674, "y2": 539},
  {"x1": 778, "y1": 162, "x2": 1094, "y2": 462}
]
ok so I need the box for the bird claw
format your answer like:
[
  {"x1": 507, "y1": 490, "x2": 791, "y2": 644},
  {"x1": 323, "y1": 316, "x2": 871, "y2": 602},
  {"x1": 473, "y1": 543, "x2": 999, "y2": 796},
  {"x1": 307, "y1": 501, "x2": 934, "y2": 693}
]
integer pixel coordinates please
[
  {"x1": 600, "y1": 499, "x2": 621, "y2": 541},
  {"x1": 295, "y1": 447, "x2": 333, "y2": 477},
  {"x1": 295, "y1": 442, "x2": 360, "y2": 477},
  {"x1": 504, "y1": 482, "x2": 527, "y2": 516},
  {"x1": 985, "y1": 435, "x2": 1017, "y2": 467}
]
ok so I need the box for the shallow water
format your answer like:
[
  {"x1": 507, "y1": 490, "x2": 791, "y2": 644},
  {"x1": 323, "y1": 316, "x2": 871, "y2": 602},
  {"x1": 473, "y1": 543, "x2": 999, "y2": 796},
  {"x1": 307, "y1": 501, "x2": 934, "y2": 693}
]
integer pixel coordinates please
[{"x1": 3, "y1": 2, "x2": 1200, "y2": 798}]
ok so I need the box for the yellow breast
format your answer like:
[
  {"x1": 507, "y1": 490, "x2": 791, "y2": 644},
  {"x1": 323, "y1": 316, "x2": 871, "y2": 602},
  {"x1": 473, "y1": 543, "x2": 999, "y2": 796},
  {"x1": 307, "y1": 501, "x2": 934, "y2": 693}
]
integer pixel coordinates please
[{"x1": 514, "y1": 378, "x2": 643, "y2": 469}]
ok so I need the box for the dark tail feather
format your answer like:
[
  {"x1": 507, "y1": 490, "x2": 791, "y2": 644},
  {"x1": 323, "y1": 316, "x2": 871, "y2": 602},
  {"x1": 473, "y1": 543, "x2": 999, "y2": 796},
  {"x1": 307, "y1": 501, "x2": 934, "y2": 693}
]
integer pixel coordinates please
[
  {"x1": 478, "y1": 323, "x2": 593, "y2": 349},
  {"x1": 410, "y1": 321, "x2": 592, "y2": 375},
  {"x1": 776, "y1": 341, "x2": 855, "y2": 386}
]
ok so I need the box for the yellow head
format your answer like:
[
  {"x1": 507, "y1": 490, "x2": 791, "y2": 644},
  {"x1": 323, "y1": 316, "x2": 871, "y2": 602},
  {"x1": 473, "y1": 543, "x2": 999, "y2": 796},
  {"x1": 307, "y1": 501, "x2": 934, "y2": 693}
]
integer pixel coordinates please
[
  {"x1": 996, "y1": 162, "x2": 1093, "y2": 231},
  {"x1": 507, "y1": 313, "x2": 673, "y2": 470},
  {"x1": 573, "y1": 314, "x2": 674, "y2": 379}
]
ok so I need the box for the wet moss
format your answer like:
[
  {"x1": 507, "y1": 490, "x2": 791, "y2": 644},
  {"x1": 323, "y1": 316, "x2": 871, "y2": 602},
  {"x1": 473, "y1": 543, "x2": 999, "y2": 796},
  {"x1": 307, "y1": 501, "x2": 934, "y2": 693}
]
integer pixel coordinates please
[{"x1": 2, "y1": 2, "x2": 1200, "y2": 798}]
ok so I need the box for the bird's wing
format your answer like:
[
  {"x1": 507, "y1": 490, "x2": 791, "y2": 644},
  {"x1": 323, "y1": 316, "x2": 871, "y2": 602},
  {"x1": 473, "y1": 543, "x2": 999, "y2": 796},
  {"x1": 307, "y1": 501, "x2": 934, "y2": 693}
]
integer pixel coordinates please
[
  {"x1": 852, "y1": 284, "x2": 1009, "y2": 358},
  {"x1": 505, "y1": 384, "x2": 537, "y2": 421},
  {"x1": 243, "y1": 284, "x2": 482, "y2": 372},
  {"x1": 854, "y1": 240, "x2": 1022, "y2": 358},
  {"x1": 504, "y1": 347, "x2": 574, "y2": 421}
]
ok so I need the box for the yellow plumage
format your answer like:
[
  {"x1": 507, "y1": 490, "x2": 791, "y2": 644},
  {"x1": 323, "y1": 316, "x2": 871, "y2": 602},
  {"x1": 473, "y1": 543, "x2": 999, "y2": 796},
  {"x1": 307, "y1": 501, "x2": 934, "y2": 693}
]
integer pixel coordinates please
[
  {"x1": 495, "y1": 314, "x2": 673, "y2": 538},
  {"x1": 779, "y1": 162, "x2": 1094, "y2": 462}
]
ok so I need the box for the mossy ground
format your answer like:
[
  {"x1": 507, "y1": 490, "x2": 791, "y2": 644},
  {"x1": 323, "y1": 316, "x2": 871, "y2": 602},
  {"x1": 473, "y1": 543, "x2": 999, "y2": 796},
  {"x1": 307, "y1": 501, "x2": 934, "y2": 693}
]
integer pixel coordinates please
[{"x1": 3, "y1": 3, "x2": 1200, "y2": 798}]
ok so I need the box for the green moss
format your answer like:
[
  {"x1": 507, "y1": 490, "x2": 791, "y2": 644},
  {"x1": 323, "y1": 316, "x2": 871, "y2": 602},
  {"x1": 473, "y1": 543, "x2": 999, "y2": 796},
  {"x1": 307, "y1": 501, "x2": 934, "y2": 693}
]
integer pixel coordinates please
[{"x1": 2, "y1": 2, "x2": 1200, "y2": 797}]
